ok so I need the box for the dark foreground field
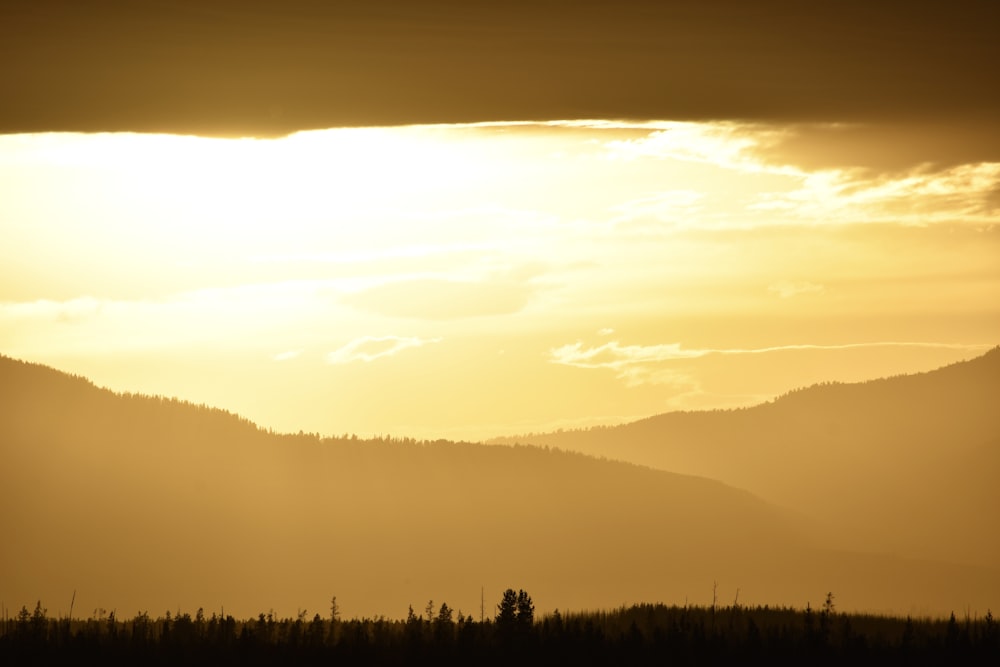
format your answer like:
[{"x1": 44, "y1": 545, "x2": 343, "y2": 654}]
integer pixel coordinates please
[{"x1": 2, "y1": 594, "x2": 997, "y2": 666}]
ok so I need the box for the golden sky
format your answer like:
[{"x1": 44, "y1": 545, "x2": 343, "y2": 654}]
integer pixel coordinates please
[
  {"x1": 2, "y1": 1, "x2": 998, "y2": 440},
  {"x1": 2, "y1": 120, "x2": 997, "y2": 440}
]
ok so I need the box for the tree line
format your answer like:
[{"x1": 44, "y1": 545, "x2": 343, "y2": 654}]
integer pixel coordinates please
[{"x1": 2, "y1": 591, "x2": 997, "y2": 665}]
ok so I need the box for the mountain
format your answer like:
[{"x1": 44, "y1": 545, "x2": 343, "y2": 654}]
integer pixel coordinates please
[
  {"x1": 490, "y1": 347, "x2": 1000, "y2": 568},
  {"x1": 1, "y1": 354, "x2": 997, "y2": 620}
]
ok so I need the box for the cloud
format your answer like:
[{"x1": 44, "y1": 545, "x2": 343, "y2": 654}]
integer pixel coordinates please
[
  {"x1": 751, "y1": 121, "x2": 1000, "y2": 174},
  {"x1": 326, "y1": 336, "x2": 441, "y2": 365},
  {"x1": 548, "y1": 340, "x2": 703, "y2": 390},
  {"x1": 599, "y1": 123, "x2": 1000, "y2": 230},
  {"x1": 603, "y1": 122, "x2": 792, "y2": 174},
  {"x1": 5, "y1": 3, "x2": 996, "y2": 136},
  {"x1": 747, "y1": 162, "x2": 1000, "y2": 226},
  {"x1": 550, "y1": 341, "x2": 702, "y2": 370},
  {"x1": 550, "y1": 339, "x2": 995, "y2": 385}
]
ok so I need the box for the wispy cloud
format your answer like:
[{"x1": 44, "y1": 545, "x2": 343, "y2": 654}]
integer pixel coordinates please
[
  {"x1": 326, "y1": 336, "x2": 442, "y2": 365},
  {"x1": 550, "y1": 341, "x2": 703, "y2": 370},
  {"x1": 747, "y1": 162, "x2": 1000, "y2": 226},
  {"x1": 603, "y1": 121, "x2": 792, "y2": 175},
  {"x1": 597, "y1": 122, "x2": 1000, "y2": 230},
  {"x1": 550, "y1": 339, "x2": 994, "y2": 384}
]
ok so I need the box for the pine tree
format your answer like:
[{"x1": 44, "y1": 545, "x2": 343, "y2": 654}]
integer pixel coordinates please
[
  {"x1": 496, "y1": 589, "x2": 518, "y2": 628},
  {"x1": 516, "y1": 590, "x2": 534, "y2": 628}
]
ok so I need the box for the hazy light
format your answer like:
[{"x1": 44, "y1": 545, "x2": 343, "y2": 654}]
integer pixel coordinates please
[{"x1": 1, "y1": 121, "x2": 997, "y2": 439}]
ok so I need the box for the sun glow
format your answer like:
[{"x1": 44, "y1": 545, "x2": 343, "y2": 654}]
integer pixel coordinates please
[{"x1": 1, "y1": 121, "x2": 998, "y2": 439}]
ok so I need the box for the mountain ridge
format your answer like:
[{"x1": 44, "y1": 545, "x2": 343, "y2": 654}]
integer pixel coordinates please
[
  {"x1": 1, "y1": 352, "x2": 997, "y2": 619},
  {"x1": 488, "y1": 346, "x2": 1000, "y2": 567}
]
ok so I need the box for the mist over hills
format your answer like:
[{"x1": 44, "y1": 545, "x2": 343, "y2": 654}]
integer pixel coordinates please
[
  {"x1": 491, "y1": 347, "x2": 1000, "y2": 568},
  {"x1": 1, "y1": 353, "x2": 997, "y2": 620}
]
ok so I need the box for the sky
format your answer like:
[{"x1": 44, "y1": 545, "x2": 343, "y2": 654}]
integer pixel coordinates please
[
  {"x1": 2, "y1": 1, "x2": 999, "y2": 137},
  {"x1": 1, "y1": 1, "x2": 998, "y2": 441}
]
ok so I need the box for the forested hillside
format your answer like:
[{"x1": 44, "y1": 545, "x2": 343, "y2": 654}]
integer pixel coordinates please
[
  {"x1": 492, "y1": 348, "x2": 1000, "y2": 567},
  {"x1": 2, "y1": 354, "x2": 997, "y2": 620}
]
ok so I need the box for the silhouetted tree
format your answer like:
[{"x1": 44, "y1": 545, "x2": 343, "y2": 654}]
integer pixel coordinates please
[
  {"x1": 425, "y1": 599, "x2": 435, "y2": 623},
  {"x1": 436, "y1": 602, "x2": 453, "y2": 626},
  {"x1": 15, "y1": 605, "x2": 31, "y2": 637},
  {"x1": 405, "y1": 605, "x2": 423, "y2": 647},
  {"x1": 434, "y1": 603, "x2": 454, "y2": 644},
  {"x1": 496, "y1": 588, "x2": 534, "y2": 645},
  {"x1": 329, "y1": 596, "x2": 340, "y2": 643},
  {"x1": 821, "y1": 592, "x2": 835, "y2": 616},
  {"x1": 516, "y1": 590, "x2": 534, "y2": 629},
  {"x1": 819, "y1": 591, "x2": 835, "y2": 644},
  {"x1": 496, "y1": 589, "x2": 518, "y2": 628}
]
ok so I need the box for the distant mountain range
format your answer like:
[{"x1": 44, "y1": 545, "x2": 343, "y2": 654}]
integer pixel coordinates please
[
  {"x1": 2, "y1": 352, "x2": 997, "y2": 619},
  {"x1": 491, "y1": 347, "x2": 1000, "y2": 569}
]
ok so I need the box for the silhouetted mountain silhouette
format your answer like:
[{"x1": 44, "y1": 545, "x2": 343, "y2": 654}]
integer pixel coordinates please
[
  {"x1": 1, "y1": 353, "x2": 997, "y2": 619},
  {"x1": 491, "y1": 347, "x2": 1000, "y2": 568}
]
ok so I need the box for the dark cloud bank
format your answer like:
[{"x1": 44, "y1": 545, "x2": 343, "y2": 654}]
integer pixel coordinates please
[{"x1": 2, "y1": 0, "x2": 998, "y2": 143}]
